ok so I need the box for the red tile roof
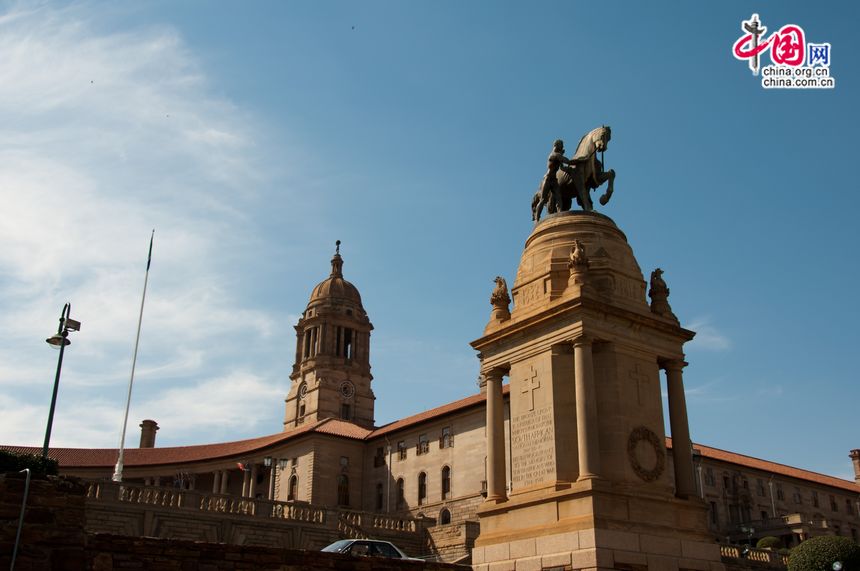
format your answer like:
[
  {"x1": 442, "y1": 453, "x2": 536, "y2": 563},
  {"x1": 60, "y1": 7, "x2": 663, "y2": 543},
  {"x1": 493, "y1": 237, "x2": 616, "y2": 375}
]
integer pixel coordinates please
[
  {"x1": 1, "y1": 417, "x2": 367, "y2": 469},
  {"x1": 667, "y1": 437, "x2": 859, "y2": 493},
  {"x1": 368, "y1": 384, "x2": 510, "y2": 439}
]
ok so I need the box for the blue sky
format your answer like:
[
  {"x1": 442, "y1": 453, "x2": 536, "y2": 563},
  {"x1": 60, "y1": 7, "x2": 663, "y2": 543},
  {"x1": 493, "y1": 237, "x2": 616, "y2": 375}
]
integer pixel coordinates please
[{"x1": 0, "y1": 1, "x2": 857, "y2": 481}]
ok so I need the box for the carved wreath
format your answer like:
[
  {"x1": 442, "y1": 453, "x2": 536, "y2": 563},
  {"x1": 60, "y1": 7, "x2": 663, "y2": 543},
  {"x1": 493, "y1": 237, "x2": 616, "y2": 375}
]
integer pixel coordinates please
[{"x1": 626, "y1": 426, "x2": 665, "y2": 482}]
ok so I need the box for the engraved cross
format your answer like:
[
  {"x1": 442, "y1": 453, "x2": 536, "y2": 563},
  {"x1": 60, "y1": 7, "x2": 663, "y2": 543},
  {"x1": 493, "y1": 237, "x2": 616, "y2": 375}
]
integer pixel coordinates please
[
  {"x1": 521, "y1": 366, "x2": 540, "y2": 411},
  {"x1": 629, "y1": 364, "x2": 650, "y2": 405}
]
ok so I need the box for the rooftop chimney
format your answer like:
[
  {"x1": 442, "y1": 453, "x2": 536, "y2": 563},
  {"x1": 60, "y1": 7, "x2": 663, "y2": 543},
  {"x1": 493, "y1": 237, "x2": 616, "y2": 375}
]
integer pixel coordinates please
[
  {"x1": 850, "y1": 449, "x2": 860, "y2": 485},
  {"x1": 139, "y1": 419, "x2": 159, "y2": 448}
]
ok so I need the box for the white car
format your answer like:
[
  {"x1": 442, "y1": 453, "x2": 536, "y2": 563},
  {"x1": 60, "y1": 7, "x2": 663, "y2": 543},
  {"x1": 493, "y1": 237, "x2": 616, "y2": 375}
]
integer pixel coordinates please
[{"x1": 321, "y1": 539, "x2": 422, "y2": 561}]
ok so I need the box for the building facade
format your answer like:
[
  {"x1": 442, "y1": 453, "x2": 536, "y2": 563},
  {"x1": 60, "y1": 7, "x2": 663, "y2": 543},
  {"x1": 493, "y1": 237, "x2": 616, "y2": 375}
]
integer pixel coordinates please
[{"x1": 4, "y1": 241, "x2": 859, "y2": 563}]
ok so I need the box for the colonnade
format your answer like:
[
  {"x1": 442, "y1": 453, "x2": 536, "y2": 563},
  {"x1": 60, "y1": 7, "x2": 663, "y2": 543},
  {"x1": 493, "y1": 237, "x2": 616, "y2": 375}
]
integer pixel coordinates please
[{"x1": 483, "y1": 338, "x2": 697, "y2": 502}]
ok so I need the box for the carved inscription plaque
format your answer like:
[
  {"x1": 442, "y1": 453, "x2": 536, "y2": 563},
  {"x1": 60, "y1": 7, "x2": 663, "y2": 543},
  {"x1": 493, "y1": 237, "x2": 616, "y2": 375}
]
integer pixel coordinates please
[
  {"x1": 511, "y1": 405, "x2": 555, "y2": 487},
  {"x1": 514, "y1": 280, "x2": 543, "y2": 309},
  {"x1": 614, "y1": 277, "x2": 645, "y2": 302}
]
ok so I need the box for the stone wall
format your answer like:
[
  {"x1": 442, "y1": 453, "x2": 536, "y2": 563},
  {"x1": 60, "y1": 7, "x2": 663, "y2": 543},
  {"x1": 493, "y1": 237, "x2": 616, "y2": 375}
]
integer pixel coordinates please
[
  {"x1": 425, "y1": 521, "x2": 480, "y2": 563},
  {"x1": 86, "y1": 534, "x2": 466, "y2": 570},
  {"x1": 0, "y1": 473, "x2": 465, "y2": 571},
  {"x1": 0, "y1": 472, "x2": 88, "y2": 570}
]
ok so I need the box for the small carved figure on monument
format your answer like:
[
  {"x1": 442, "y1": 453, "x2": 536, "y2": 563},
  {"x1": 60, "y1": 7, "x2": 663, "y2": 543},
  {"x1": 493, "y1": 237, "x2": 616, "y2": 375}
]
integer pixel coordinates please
[
  {"x1": 490, "y1": 276, "x2": 511, "y2": 308},
  {"x1": 569, "y1": 240, "x2": 588, "y2": 269},
  {"x1": 568, "y1": 239, "x2": 590, "y2": 287},
  {"x1": 648, "y1": 268, "x2": 678, "y2": 321},
  {"x1": 489, "y1": 276, "x2": 511, "y2": 323}
]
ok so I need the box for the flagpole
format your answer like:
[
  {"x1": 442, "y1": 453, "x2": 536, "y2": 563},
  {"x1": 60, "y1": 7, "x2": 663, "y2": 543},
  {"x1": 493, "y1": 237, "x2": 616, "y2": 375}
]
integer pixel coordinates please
[{"x1": 112, "y1": 230, "x2": 154, "y2": 482}]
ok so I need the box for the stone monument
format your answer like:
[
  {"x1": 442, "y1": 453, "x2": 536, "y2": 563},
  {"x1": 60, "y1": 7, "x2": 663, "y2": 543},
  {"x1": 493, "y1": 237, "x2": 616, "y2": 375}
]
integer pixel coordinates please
[{"x1": 471, "y1": 130, "x2": 722, "y2": 571}]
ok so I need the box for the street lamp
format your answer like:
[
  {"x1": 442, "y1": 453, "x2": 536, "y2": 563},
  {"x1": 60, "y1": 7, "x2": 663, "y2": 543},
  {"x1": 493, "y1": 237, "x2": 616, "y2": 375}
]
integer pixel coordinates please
[{"x1": 42, "y1": 303, "x2": 81, "y2": 458}]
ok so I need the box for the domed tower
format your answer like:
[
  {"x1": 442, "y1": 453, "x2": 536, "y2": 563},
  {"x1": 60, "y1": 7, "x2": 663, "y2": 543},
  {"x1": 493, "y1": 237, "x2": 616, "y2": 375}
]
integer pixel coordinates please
[{"x1": 284, "y1": 242, "x2": 375, "y2": 430}]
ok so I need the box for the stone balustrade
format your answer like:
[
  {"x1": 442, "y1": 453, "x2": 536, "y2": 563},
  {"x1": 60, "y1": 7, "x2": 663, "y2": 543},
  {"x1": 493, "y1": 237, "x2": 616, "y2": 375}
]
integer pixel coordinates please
[
  {"x1": 84, "y1": 480, "x2": 422, "y2": 551},
  {"x1": 720, "y1": 544, "x2": 790, "y2": 567}
]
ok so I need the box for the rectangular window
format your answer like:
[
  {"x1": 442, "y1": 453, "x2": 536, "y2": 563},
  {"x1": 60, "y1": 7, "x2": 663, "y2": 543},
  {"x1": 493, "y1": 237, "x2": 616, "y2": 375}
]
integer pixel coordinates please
[
  {"x1": 793, "y1": 488, "x2": 802, "y2": 504},
  {"x1": 729, "y1": 504, "x2": 740, "y2": 524},
  {"x1": 846, "y1": 499, "x2": 853, "y2": 514},
  {"x1": 374, "y1": 446, "x2": 385, "y2": 468},
  {"x1": 397, "y1": 440, "x2": 407, "y2": 461},
  {"x1": 344, "y1": 328, "x2": 353, "y2": 360},
  {"x1": 723, "y1": 475, "x2": 731, "y2": 490},
  {"x1": 710, "y1": 501, "x2": 718, "y2": 525},
  {"x1": 303, "y1": 331, "x2": 312, "y2": 358},
  {"x1": 705, "y1": 468, "x2": 715, "y2": 486},
  {"x1": 831, "y1": 495, "x2": 838, "y2": 512},
  {"x1": 439, "y1": 426, "x2": 453, "y2": 449},
  {"x1": 375, "y1": 483, "x2": 383, "y2": 510},
  {"x1": 813, "y1": 491, "x2": 819, "y2": 508},
  {"x1": 776, "y1": 483, "x2": 785, "y2": 501},
  {"x1": 761, "y1": 510, "x2": 769, "y2": 520},
  {"x1": 340, "y1": 403, "x2": 351, "y2": 420},
  {"x1": 757, "y1": 478, "x2": 766, "y2": 497},
  {"x1": 416, "y1": 434, "x2": 429, "y2": 455}
]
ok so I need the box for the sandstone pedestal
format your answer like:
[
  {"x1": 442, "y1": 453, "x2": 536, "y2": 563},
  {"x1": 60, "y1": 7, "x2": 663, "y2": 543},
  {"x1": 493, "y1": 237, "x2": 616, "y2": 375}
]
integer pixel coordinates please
[{"x1": 471, "y1": 212, "x2": 722, "y2": 571}]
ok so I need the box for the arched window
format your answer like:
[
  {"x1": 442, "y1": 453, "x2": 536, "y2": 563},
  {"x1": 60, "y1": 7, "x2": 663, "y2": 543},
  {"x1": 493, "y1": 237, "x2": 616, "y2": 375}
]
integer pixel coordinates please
[
  {"x1": 396, "y1": 478, "x2": 405, "y2": 510},
  {"x1": 439, "y1": 508, "x2": 451, "y2": 525},
  {"x1": 288, "y1": 475, "x2": 298, "y2": 501},
  {"x1": 337, "y1": 475, "x2": 349, "y2": 506},
  {"x1": 375, "y1": 482, "x2": 384, "y2": 511},
  {"x1": 441, "y1": 466, "x2": 451, "y2": 500},
  {"x1": 418, "y1": 472, "x2": 427, "y2": 505}
]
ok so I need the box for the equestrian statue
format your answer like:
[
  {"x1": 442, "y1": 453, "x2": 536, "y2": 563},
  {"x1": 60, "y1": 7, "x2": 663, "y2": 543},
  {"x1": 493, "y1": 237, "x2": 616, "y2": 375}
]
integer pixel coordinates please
[{"x1": 532, "y1": 126, "x2": 616, "y2": 222}]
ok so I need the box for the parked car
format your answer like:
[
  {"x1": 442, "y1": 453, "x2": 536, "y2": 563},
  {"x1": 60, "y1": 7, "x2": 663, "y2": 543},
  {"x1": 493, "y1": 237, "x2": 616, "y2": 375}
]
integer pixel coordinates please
[{"x1": 321, "y1": 539, "x2": 421, "y2": 561}]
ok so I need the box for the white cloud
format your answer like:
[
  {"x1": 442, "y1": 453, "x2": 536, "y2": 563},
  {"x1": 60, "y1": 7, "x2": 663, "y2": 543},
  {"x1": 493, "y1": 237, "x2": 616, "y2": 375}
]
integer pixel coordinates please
[
  {"x1": 0, "y1": 3, "x2": 282, "y2": 447},
  {"x1": 685, "y1": 317, "x2": 731, "y2": 351}
]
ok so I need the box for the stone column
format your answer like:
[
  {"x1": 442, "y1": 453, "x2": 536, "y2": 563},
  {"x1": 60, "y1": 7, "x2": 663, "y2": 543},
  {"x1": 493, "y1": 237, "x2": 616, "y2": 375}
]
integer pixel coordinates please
[
  {"x1": 219, "y1": 470, "x2": 229, "y2": 495},
  {"x1": 850, "y1": 449, "x2": 860, "y2": 484},
  {"x1": 249, "y1": 464, "x2": 259, "y2": 498},
  {"x1": 484, "y1": 369, "x2": 507, "y2": 502},
  {"x1": 213, "y1": 471, "x2": 221, "y2": 494},
  {"x1": 664, "y1": 360, "x2": 696, "y2": 498},
  {"x1": 242, "y1": 469, "x2": 251, "y2": 497},
  {"x1": 573, "y1": 335, "x2": 600, "y2": 480},
  {"x1": 268, "y1": 467, "x2": 277, "y2": 500}
]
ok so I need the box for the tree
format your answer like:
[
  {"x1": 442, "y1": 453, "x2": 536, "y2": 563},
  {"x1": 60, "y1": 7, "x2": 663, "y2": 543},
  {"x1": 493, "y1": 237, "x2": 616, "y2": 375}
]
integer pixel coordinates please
[
  {"x1": 788, "y1": 536, "x2": 860, "y2": 571},
  {"x1": 758, "y1": 536, "x2": 782, "y2": 550}
]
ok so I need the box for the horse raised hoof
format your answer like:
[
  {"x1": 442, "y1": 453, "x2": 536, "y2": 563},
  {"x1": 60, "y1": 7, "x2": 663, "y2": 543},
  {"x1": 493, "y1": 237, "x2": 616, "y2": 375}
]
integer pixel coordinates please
[{"x1": 599, "y1": 190, "x2": 613, "y2": 206}]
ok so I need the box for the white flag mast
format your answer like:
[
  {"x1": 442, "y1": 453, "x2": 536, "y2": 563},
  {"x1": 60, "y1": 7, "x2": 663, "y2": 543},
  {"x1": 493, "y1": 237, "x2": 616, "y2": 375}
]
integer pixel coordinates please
[{"x1": 112, "y1": 230, "x2": 154, "y2": 482}]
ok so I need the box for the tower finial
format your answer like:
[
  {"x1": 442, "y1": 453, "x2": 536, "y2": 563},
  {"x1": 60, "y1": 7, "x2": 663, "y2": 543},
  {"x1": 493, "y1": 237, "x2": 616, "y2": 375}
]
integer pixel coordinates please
[{"x1": 330, "y1": 240, "x2": 344, "y2": 277}]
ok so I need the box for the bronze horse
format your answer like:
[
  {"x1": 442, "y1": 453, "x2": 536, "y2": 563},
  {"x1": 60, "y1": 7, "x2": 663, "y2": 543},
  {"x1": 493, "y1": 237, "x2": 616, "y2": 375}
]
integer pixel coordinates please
[{"x1": 532, "y1": 126, "x2": 616, "y2": 219}]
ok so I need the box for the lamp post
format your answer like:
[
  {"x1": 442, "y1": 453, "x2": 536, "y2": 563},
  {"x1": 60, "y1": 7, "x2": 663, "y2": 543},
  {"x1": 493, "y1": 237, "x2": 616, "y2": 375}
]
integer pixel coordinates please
[{"x1": 43, "y1": 303, "x2": 81, "y2": 458}]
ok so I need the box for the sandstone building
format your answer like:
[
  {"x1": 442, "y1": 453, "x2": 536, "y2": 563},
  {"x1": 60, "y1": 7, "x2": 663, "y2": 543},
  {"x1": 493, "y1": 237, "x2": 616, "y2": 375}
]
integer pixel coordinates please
[{"x1": 4, "y1": 212, "x2": 859, "y2": 567}]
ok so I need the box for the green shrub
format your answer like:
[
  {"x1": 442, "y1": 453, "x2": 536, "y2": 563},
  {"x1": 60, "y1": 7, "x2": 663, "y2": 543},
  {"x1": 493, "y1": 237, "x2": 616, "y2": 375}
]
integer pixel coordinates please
[
  {"x1": 758, "y1": 536, "x2": 782, "y2": 549},
  {"x1": 0, "y1": 450, "x2": 59, "y2": 477},
  {"x1": 788, "y1": 536, "x2": 860, "y2": 571}
]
